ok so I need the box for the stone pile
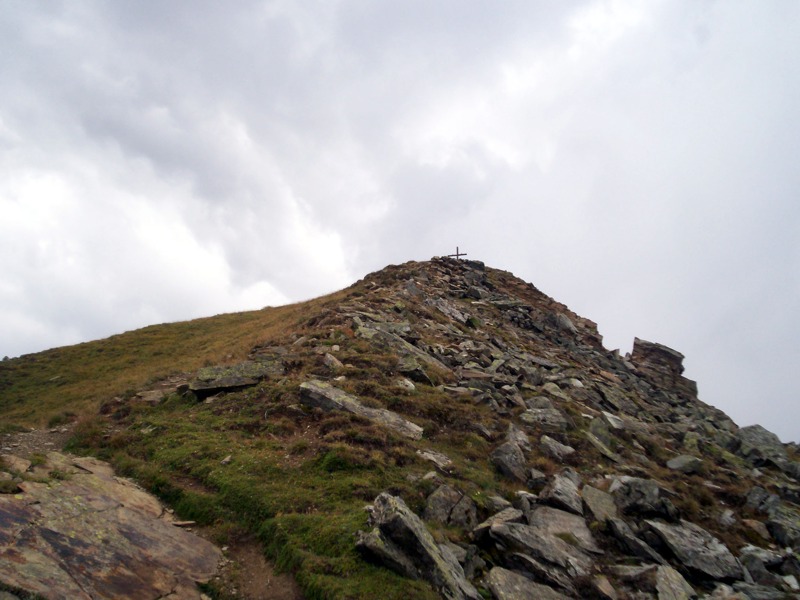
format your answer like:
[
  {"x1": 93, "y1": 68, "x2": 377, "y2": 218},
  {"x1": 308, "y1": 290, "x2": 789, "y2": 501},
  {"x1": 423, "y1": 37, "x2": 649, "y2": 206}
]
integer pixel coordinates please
[
  {"x1": 42, "y1": 256, "x2": 798, "y2": 600},
  {"x1": 339, "y1": 258, "x2": 800, "y2": 598}
]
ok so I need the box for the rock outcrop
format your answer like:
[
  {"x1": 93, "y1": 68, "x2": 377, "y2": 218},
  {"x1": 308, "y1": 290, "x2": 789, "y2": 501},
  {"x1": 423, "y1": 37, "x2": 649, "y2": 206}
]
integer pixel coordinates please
[
  {"x1": 356, "y1": 493, "x2": 481, "y2": 600},
  {"x1": 299, "y1": 379, "x2": 424, "y2": 439},
  {"x1": 0, "y1": 452, "x2": 220, "y2": 599},
  {"x1": 9, "y1": 256, "x2": 799, "y2": 599}
]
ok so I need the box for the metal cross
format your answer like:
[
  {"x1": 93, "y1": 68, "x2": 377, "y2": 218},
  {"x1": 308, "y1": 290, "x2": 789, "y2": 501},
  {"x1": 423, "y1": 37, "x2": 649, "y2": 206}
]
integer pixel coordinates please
[{"x1": 447, "y1": 246, "x2": 467, "y2": 260}]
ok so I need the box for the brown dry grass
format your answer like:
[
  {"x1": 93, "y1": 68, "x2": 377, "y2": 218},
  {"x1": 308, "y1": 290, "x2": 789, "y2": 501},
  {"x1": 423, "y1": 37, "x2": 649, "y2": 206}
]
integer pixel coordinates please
[{"x1": 0, "y1": 286, "x2": 358, "y2": 427}]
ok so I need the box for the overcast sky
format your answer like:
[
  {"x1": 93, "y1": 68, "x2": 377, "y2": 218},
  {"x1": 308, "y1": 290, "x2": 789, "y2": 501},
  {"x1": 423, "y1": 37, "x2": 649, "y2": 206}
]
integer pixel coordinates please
[{"x1": 2, "y1": 1, "x2": 798, "y2": 441}]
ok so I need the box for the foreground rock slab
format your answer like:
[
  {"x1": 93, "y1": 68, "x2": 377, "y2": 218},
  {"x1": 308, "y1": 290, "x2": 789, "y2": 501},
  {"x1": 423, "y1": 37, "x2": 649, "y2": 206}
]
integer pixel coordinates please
[{"x1": 0, "y1": 453, "x2": 220, "y2": 599}]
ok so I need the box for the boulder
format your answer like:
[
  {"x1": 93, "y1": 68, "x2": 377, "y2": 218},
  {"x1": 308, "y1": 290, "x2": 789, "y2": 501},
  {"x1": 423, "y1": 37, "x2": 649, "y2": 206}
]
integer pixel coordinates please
[
  {"x1": 540, "y1": 473, "x2": 583, "y2": 516},
  {"x1": 488, "y1": 522, "x2": 594, "y2": 581},
  {"x1": 765, "y1": 504, "x2": 800, "y2": 550},
  {"x1": 356, "y1": 493, "x2": 481, "y2": 600},
  {"x1": 615, "y1": 564, "x2": 695, "y2": 600},
  {"x1": 299, "y1": 380, "x2": 423, "y2": 440},
  {"x1": 417, "y1": 449, "x2": 455, "y2": 474},
  {"x1": 586, "y1": 432, "x2": 623, "y2": 463},
  {"x1": 540, "y1": 436, "x2": 575, "y2": 462},
  {"x1": 602, "y1": 411, "x2": 626, "y2": 431},
  {"x1": 666, "y1": 455, "x2": 704, "y2": 474},
  {"x1": 484, "y1": 567, "x2": 569, "y2": 600},
  {"x1": 527, "y1": 505, "x2": 603, "y2": 554},
  {"x1": 736, "y1": 425, "x2": 788, "y2": 465},
  {"x1": 0, "y1": 454, "x2": 31, "y2": 474},
  {"x1": 519, "y1": 408, "x2": 570, "y2": 431},
  {"x1": 500, "y1": 553, "x2": 577, "y2": 595},
  {"x1": 424, "y1": 485, "x2": 477, "y2": 529},
  {"x1": 527, "y1": 468, "x2": 548, "y2": 489},
  {"x1": 190, "y1": 359, "x2": 284, "y2": 397},
  {"x1": 582, "y1": 485, "x2": 618, "y2": 523},
  {"x1": 506, "y1": 423, "x2": 531, "y2": 453},
  {"x1": 607, "y1": 517, "x2": 666, "y2": 565},
  {"x1": 739, "y1": 548, "x2": 782, "y2": 587},
  {"x1": 555, "y1": 313, "x2": 578, "y2": 335},
  {"x1": 472, "y1": 507, "x2": 525, "y2": 542},
  {"x1": 610, "y1": 477, "x2": 678, "y2": 521},
  {"x1": 644, "y1": 519, "x2": 742, "y2": 581},
  {"x1": 323, "y1": 352, "x2": 344, "y2": 370},
  {"x1": 398, "y1": 356, "x2": 433, "y2": 386},
  {"x1": 589, "y1": 417, "x2": 613, "y2": 447},
  {"x1": 491, "y1": 442, "x2": 528, "y2": 483},
  {"x1": 629, "y1": 338, "x2": 697, "y2": 399},
  {"x1": 589, "y1": 574, "x2": 619, "y2": 600},
  {"x1": 542, "y1": 382, "x2": 569, "y2": 401}
]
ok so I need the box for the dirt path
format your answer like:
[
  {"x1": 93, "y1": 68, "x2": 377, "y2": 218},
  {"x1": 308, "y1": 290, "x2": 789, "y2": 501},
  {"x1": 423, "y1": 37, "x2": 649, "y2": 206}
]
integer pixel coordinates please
[
  {"x1": 0, "y1": 425, "x2": 75, "y2": 459},
  {"x1": 0, "y1": 426, "x2": 305, "y2": 600}
]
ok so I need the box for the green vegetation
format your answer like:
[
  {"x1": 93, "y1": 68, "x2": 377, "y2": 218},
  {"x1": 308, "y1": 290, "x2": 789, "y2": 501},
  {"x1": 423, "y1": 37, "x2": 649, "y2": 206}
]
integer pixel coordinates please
[{"x1": 63, "y1": 367, "x2": 484, "y2": 599}]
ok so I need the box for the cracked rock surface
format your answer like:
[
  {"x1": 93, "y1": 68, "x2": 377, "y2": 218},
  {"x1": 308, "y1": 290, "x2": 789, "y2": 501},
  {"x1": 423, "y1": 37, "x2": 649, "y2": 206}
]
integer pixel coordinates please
[{"x1": 0, "y1": 452, "x2": 220, "y2": 599}]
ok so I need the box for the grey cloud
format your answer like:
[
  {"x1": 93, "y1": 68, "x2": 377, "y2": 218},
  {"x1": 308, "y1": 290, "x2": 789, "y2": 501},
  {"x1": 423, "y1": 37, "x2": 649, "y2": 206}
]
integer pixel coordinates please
[{"x1": 1, "y1": 1, "x2": 798, "y2": 440}]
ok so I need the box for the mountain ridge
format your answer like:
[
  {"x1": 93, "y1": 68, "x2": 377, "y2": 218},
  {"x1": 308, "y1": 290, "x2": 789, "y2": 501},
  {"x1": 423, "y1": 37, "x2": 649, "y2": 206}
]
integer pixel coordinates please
[{"x1": 1, "y1": 257, "x2": 799, "y2": 599}]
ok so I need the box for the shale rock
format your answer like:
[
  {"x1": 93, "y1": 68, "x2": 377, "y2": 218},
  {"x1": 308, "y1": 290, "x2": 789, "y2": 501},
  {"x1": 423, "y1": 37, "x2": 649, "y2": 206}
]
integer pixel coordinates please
[
  {"x1": 540, "y1": 435, "x2": 575, "y2": 461},
  {"x1": 540, "y1": 472, "x2": 584, "y2": 516},
  {"x1": 472, "y1": 508, "x2": 525, "y2": 542},
  {"x1": 615, "y1": 564, "x2": 695, "y2": 600},
  {"x1": 644, "y1": 519, "x2": 741, "y2": 581},
  {"x1": 491, "y1": 442, "x2": 527, "y2": 483},
  {"x1": 424, "y1": 485, "x2": 477, "y2": 530},
  {"x1": 582, "y1": 485, "x2": 618, "y2": 523},
  {"x1": 608, "y1": 517, "x2": 666, "y2": 565},
  {"x1": 299, "y1": 380, "x2": 423, "y2": 439},
  {"x1": 484, "y1": 567, "x2": 569, "y2": 600},
  {"x1": 488, "y1": 522, "x2": 594, "y2": 591},
  {"x1": 357, "y1": 493, "x2": 481, "y2": 600},
  {"x1": 610, "y1": 477, "x2": 678, "y2": 521},
  {"x1": 0, "y1": 453, "x2": 220, "y2": 599},
  {"x1": 190, "y1": 359, "x2": 284, "y2": 397},
  {"x1": 527, "y1": 505, "x2": 603, "y2": 554},
  {"x1": 666, "y1": 455, "x2": 704, "y2": 474},
  {"x1": 736, "y1": 425, "x2": 788, "y2": 465},
  {"x1": 519, "y1": 408, "x2": 569, "y2": 431}
]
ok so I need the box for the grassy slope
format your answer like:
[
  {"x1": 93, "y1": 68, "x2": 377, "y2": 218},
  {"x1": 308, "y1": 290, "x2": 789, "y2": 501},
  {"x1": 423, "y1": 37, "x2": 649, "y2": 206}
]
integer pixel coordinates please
[
  {"x1": 0, "y1": 277, "x2": 470, "y2": 599},
  {"x1": 0, "y1": 288, "x2": 354, "y2": 427}
]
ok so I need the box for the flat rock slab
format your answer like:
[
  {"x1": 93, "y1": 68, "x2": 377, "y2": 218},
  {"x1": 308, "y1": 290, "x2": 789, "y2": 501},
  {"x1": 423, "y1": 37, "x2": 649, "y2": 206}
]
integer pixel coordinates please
[
  {"x1": 485, "y1": 567, "x2": 569, "y2": 600},
  {"x1": 190, "y1": 359, "x2": 284, "y2": 397},
  {"x1": 645, "y1": 519, "x2": 741, "y2": 581},
  {"x1": 528, "y1": 506, "x2": 603, "y2": 554},
  {"x1": 666, "y1": 454, "x2": 703, "y2": 474},
  {"x1": 582, "y1": 485, "x2": 618, "y2": 523},
  {"x1": 0, "y1": 452, "x2": 220, "y2": 599},
  {"x1": 519, "y1": 408, "x2": 569, "y2": 431},
  {"x1": 300, "y1": 380, "x2": 424, "y2": 440}
]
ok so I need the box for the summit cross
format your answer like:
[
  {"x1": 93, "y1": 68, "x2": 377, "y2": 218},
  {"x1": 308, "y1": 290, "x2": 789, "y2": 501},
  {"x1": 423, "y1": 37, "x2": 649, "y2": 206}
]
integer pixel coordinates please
[{"x1": 447, "y1": 247, "x2": 467, "y2": 260}]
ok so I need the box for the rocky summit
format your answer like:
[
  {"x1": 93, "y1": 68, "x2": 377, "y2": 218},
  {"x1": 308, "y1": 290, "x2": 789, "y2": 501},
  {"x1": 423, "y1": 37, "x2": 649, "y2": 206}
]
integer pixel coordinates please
[{"x1": 1, "y1": 257, "x2": 799, "y2": 599}]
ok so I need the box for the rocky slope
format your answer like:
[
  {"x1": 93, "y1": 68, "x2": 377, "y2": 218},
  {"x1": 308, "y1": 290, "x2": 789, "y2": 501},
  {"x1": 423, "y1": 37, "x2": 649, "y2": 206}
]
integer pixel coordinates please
[{"x1": 2, "y1": 257, "x2": 799, "y2": 599}]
